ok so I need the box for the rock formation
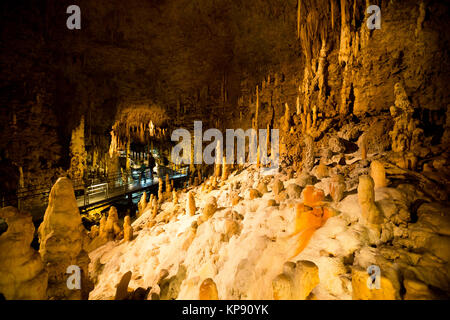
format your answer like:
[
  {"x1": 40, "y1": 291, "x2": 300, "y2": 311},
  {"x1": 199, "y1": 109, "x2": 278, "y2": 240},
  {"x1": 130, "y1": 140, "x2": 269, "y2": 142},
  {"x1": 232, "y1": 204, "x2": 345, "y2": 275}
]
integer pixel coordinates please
[
  {"x1": 138, "y1": 192, "x2": 148, "y2": 216},
  {"x1": 200, "y1": 196, "x2": 218, "y2": 222},
  {"x1": 357, "y1": 175, "x2": 383, "y2": 228},
  {"x1": 199, "y1": 278, "x2": 219, "y2": 300},
  {"x1": 38, "y1": 177, "x2": 92, "y2": 300},
  {"x1": 123, "y1": 216, "x2": 133, "y2": 242},
  {"x1": 272, "y1": 260, "x2": 319, "y2": 300},
  {"x1": 302, "y1": 134, "x2": 314, "y2": 172},
  {"x1": 0, "y1": 207, "x2": 48, "y2": 300},
  {"x1": 370, "y1": 160, "x2": 388, "y2": 188},
  {"x1": 389, "y1": 83, "x2": 423, "y2": 155},
  {"x1": 187, "y1": 191, "x2": 196, "y2": 216},
  {"x1": 105, "y1": 206, "x2": 121, "y2": 241},
  {"x1": 329, "y1": 174, "x2": 345, "y2": 203}
]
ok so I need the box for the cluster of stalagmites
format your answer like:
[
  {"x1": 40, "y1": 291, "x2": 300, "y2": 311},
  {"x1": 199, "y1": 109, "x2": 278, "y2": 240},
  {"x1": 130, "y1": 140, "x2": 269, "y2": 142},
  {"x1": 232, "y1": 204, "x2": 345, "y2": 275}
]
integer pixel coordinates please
[
  {"x1": 4, "y1": 90, "x2": 450, "y2": 300},
  {"x1": 0, "y1": 176, "x2": 140, "y2": 300},
  {"x1": 388, "y1": 82, "x2": 427, "y2": 170}
]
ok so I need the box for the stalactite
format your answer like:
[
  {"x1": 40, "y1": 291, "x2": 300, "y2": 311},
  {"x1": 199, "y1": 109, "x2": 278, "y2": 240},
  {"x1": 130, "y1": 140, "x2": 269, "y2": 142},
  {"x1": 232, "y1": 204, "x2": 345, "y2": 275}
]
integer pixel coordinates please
[
  {"x1": 266, "y1": 123, "x2": 270, "y2": 159},
  {"x1": 68, "y1": 116, "x2": 87, "y2": 181},
  {"x1": 312, "y1": 105, "x2": 317, "y2": 128},
  {"x1": 215, "y1": 140, "x2": 222, "y2": 178},
  {"x1": 255, "y1": 85, "x2": 259, "y2": 131},
  {"x1": 331, "y1": 0, "x2": 335, "y2": 30},
  {"x1": 284, "y1": 103, "x2": 290, "y2": 131},
  {"x1": 297, "y1": 0, "x2": 301, "y2": 39},
  {"x1": 126, "y1": 141, "x2": 130, "y2": 171},
  {"x1": 339, "y1": 0, "x2": 351, "y2": 65}
]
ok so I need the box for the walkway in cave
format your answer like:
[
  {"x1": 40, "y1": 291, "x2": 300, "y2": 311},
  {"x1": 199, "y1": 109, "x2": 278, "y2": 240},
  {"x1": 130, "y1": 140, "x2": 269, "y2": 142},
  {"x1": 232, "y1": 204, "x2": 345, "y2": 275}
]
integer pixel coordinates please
[{"x1": 77, "y1": 169, "x2": 188, "y2": 212}]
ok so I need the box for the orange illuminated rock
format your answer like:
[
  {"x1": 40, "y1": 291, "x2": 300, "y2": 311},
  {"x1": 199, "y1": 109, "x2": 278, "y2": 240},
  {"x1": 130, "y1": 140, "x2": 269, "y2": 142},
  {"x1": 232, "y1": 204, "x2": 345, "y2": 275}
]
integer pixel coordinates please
[
  {"x1": 302, "y1": 186, "x2": 325, "y2": 207},
  {"x1": 290, "y1": 202, "x2": 335, "y2": 258},
  {"x1": 199, "y1": 278, "x2": 219, "y2": 300}
]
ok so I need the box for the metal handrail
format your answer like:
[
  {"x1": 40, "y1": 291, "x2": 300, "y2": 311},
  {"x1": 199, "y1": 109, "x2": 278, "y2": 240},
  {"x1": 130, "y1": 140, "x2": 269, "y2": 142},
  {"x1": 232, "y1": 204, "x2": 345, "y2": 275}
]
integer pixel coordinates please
[{"x1": 3, "y1": 164, "x2": 190, "y2": 210}]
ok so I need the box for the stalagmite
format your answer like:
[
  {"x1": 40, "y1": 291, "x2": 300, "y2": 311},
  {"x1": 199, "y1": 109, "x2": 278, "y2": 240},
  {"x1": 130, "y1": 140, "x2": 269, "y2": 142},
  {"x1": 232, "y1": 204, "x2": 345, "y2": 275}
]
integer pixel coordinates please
[
  {"x1": 38, "y1": 177, "x2": 92, "y2": 299},
  {"x1": 158, "y1": 178, "x2": 163, "y2": 202},
  {"x1": 284, "y1": 103, "x2": 290, "y2": 131},
  {"x1": 123, "y1": 216, "x2": 133, "y2": 242},
  {"x1": 166, "y1": 174, "x2": 171, "y2": 193},
  {"x1": 302, "y1": 186, "x2": 325, "y2": 207},
  {"x1": 187, "y1": 191, "x2": 196, "y2": 216},
  {"x1": 173, "y1": 190, "x2": 178, "y2": 205},
  {"x1": 222, "y1": 155, "x2": 229, "y2": 180},
  {"x1": 149, "y1": 194, "x2": 154, "y2": 210},
  {"x1": 358, "y1": 175, "x2": 383, "y2": 228},
  {"x1": 272, "y1": 260, "x2": 319, "y2": 300},
  {"x1": 200, "y1": 196, "x2": 217, "y2": 223},
  {"x1": 105, "y1": 206, "x2": 121, "y2": 240},
  {"x1": 302, "y1": 134, "x2": 314, "y2": 172},
  {"x1": 99, "y1": 216, "x2": 107, "y2": 238},
  {"x1": 370, "y1": 160, "x2": 388, "y2": 188},
  {"x1": 361, "y1": 134, "x2": 367, "y2": 161},
  {"x1": 0, "y1": 207, "x2": 48, "y2": 300},
  {"x1": 151, "y1": 197, "x2": 158, "y2": 219},
  {"x1": 256, "y1": 145, "x2": 261, "y2": 168},
  {"x1": 389, "y1": 83, "x2": 424, "y2": 156},
  {"x1": 68, "y1": 116, "x2": 87, "y2": 181},
  {"x1": 138, "y1": 192, "x2": 148, "y2": 216},
  {"x1": 290, "y1": 200, "x2": 334, "y2": 257},
  {"x1": 199, "y1": 278, "x2": 219, "y2": 300},
  {"x1": 329, "y1": 174, "x2": 346, "y2": 203},
  {"x1": 315, "y1": 163, "x2": 329, "y2": 179}
]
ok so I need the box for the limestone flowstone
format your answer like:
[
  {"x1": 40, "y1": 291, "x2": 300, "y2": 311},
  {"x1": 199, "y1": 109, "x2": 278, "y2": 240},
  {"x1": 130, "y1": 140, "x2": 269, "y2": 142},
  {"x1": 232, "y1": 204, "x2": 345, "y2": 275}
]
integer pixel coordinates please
[
  {"x1": 38, "y1": 177, "x2": 93, "y2": 300},
  {"x1": 0, "y1": 206, "x2": 48, "y2": 300}
]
